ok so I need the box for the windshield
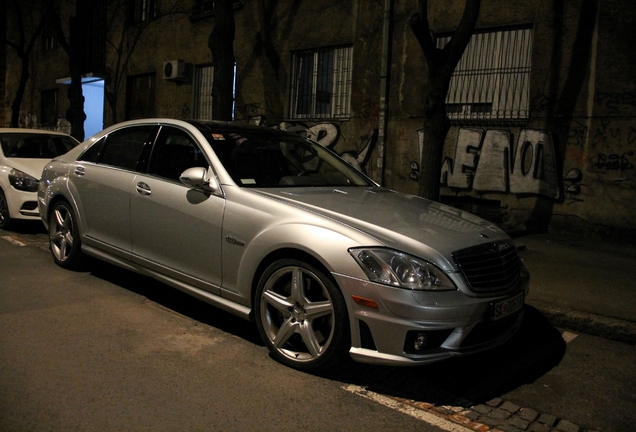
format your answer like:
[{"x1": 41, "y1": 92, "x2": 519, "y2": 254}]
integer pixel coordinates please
[
  {"x1": 204, "y1": 130, "x2": 374, "y2": 188},
  {"x1": 0, "y1": 133, "x2": 79, "y2": 159}
]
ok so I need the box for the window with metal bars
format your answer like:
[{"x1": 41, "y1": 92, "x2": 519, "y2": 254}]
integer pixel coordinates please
[
  {"x1": 193, "y1": 64, "x2": 214, "y2": 120},
  {"x1": 130, "y1": 0, "x2": 157, "y2": 23},
  {"x1": 289, "y1": 46, "x2": 353, "y2": 119},
  {"x1": 192, "y1": 63, "x2": 236, "y2": 120},
  {"x1": 437, "y1": 26, "x2": 532, "y2": 124},
  {"x1": 42, "y1": 20, "x2": 58, "y2": 51}
]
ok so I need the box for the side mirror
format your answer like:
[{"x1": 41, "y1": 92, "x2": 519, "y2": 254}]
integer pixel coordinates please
[{"x1": 179, "y1": 167, "x2": 220, "y2": 193}]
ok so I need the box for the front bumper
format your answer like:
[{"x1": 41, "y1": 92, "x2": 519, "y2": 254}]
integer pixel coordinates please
[
  {"x1": 3, "y1": 187, "x2": 40, "y2": 221},
  {"x1": 333, "y1": 270, "x2": 529, "y2": 366}
]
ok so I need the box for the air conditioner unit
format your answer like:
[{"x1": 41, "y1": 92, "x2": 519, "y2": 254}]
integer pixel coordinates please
[{"x1": 163, "y1": 60, "x2": 186, "y2": 81}]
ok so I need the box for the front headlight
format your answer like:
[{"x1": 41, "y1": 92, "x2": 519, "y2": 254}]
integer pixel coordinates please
[
  {"x1": 9, "y1": 169, "x2": 40, "y2": 192},
  {"x1": 349, "y1": 248, "x2": 457, "y2": 291}
]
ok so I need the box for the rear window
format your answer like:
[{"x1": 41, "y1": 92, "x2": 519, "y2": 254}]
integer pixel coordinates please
[{"x1": 0, "y1": 133, "x2": 79, "y2": 159}]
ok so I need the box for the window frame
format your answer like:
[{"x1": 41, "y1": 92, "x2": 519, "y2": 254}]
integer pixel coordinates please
[
  {"x1": 125, "y1": 73, "x2": 156, "y2": 120},
  {"x1": 129, "y1": 0, "x2": 158, "y2": 24},
  {"x1": 288, "y1": 45, "x2": 353, "y2": 120},
  {"x1": 437, "y1": 25, "x2": 533, "y2": 125}
]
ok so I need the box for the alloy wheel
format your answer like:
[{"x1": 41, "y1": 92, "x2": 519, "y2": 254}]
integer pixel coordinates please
[
  {"x1": 259, "y1": 265, "x2": 336, "y2": 363},
  {"x1": 50, "y1": 204, "x2": 75, "y2": 262}
]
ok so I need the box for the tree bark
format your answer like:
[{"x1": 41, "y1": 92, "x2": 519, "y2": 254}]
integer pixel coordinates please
[
  {"x1": 65, "y1": 16, "x2": 87, "y2": 141},
  {"x1": 208, "y1": 0, "x2": 236, "y2": 121},
  {"x1": 6, "y1": 0, "x2": 48, "y2": 128},
  {"x1": 408, "y1": 0, "x2": 480, "y2": 200}
]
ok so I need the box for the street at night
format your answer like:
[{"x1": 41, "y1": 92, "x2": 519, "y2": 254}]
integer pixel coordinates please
[{"x1": 1, "y1": 223, "x2": 634, "y2": 431}]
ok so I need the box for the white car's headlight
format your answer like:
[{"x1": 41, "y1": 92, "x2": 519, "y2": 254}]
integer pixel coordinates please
[
  {"x1": 349, "y1": 248, "x2": 457, "y2": 291},
  {"x1": 9, "y1": 169, "x2": 40, "y2": 192}
]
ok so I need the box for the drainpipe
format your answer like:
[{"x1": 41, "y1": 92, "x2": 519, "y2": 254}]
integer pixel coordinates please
[{"x1": 376, "y1": 0, "x2": 393, "y2": 186}]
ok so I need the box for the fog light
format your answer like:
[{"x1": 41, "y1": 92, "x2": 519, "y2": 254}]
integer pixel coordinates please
[{"x1": 414, "y1": 332, "x2": 427, "y2": 351}]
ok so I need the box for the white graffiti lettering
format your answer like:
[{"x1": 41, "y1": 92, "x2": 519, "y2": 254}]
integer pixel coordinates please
[{"x1": 440, "y1": 127, "x2": 560, "y2": 199}]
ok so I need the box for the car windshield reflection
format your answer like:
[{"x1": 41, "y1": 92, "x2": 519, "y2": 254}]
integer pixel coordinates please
[{"x1": 203, "y1": 130, "x2": 373, "y2": 188}]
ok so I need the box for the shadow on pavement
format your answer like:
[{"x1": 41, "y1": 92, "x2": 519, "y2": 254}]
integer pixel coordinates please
[
  {"x1": 1, "y1": 220, "x2": 47, "y2": 234},
  {"x1": 88, "y1": 259, "x2": 263, "y2": 347},
  {"x1": 321, "y1": 306, "x2": 566, "y2": 407},
  {"x1": 88, "y1": 258, "x2": 565, "y2": 407}
]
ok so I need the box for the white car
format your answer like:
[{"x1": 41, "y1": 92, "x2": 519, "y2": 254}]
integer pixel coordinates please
[{"x1": 0, "y1": 128, "x2": 79, "y2": 229}]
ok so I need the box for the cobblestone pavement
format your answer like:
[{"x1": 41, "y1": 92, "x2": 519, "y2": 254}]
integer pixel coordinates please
[{"x1": 388, "y1": 391, "x2": 599, "y2": 432}]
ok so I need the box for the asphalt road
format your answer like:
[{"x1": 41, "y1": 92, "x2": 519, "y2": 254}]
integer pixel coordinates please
[{"x1": 1, "y1": 223, "x2": 635, "y2": 431}]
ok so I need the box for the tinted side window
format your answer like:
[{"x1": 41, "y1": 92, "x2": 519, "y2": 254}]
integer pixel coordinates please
[
  {"x1": 147, "y1": 127, "x2": 209, "y2": 182},
  {"x1": 78, "y1": 137, "x2": 104, "y2": 163},
  {"x1": 99, "y1": 126, "x2": 155, "y2": 171}
]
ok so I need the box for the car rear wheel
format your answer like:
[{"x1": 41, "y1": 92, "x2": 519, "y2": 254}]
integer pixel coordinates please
[
  {"x1": 0, "y1": 190, "x2": 12, "y2": 230},
  {"x1": 255, "y1": 259, "x2": 350, "y2": 371},
  {"x1": 49, "y1": 201, "x2": 84, "y2": 269}
]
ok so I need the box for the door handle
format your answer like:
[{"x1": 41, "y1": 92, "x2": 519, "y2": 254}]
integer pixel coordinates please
[
  {"x1": 136, "y1": 182, "x2": 152, "y2": 196},
  {"x1": 74, "y1": 166, "x2": 85, "y2": 176}
]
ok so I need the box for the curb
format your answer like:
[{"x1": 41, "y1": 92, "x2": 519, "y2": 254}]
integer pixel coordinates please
[{"x1": 529, "y1": 302, "x2": 636, "y2": 346}]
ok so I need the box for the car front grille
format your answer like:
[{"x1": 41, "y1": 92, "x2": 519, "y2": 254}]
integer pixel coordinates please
[{"x1": 452, "y1": 240, "x2": 521, "y2": 293}]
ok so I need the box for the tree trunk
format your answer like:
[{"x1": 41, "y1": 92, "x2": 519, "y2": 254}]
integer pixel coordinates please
[
  {"x1": 10, "y1": 54, "x2": 30, "y2": 128},
  {"x1": 409, "y1": 0, "x2": 481, "y2": 201},
  {"x1": 208, "y1": 0, "x2": 236, "y2": 122},
  {"x1": 65, "y1": 16, "x2": 86, "y2": 141},
  {"x1": 418, "y1": 91, "x2": 450, "y2": 199}
]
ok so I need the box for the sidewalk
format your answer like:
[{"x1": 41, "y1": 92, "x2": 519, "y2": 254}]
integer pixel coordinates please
[{"x1": 515, "y1": 233, "x2": 636, "y2": 345}]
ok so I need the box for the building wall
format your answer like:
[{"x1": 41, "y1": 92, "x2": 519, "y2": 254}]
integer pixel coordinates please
[
  {"x1": 3, "y1": 0, "x2": 635, "y2": 236},
  {"x1": 381, "y1": 0, "x2": 636, "y2": 236}
]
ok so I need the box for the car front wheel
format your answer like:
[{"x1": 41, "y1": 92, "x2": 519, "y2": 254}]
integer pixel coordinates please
[
  {"x1": 49, "y1": 201, "x2": 84, "y2": 269},
  {"x1": 255, "y1": 259, "x2": 350, "y2": 372},
  {"x1": 0, "y1": 189, "x2": 12, "y2": 230}
]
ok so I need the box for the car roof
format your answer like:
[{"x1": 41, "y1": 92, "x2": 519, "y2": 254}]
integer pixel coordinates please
[
  {"x1": 185, "y1": 120, "x2": 296, "y2": 138},
  {"x1": 0, "y1": 128, "x2": 74, "y2": 137}
]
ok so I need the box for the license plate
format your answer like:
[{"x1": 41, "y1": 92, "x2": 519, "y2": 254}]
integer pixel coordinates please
[{"x1": 491, "y1": 292, "x2": 524, "y2": 321}]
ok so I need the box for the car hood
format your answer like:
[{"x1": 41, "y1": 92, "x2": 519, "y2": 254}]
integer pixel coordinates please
[
  {"x1": 2, "y1": 157, "x2": 50, "y2": 179},
  {"x1": 256, "y1": 187, "x2": 510, "y2": 267}
]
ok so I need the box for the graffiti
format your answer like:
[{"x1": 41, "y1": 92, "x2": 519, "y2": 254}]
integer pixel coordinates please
[
  {"x1": 438, "y1": 127, "x2": 561, "y2": 199},
  {"x1": 236, "y1": 102, "x2": 263, "y2": 120},
  {"x1": 273, "y1": 121, "x2": 377, "y2": 174},
  {"x1": 594, "y1": 151, "x2": 635, "y2": 172},
  {"x1": 564, "y1": 169, "x2": 584, "y2": 205},
  {"x1": 595, "y1": 92, "x2": 636, "y2": 115},
  {"x1": 408, "y1": 161, "x2": 420, "y2": 181}
]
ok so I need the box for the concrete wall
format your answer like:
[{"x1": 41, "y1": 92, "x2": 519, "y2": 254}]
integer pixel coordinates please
[{"x1": 3, "y1": 0, "x2": 635, "y2": 236}]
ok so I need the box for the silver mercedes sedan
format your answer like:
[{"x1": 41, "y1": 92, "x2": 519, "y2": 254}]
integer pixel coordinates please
[{"x1": 38, "y1": 118, "x2": 529, "y2": 371}]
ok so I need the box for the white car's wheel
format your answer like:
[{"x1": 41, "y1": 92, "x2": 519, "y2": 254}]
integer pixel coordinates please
[
  {"x1": 255, "y1": 259, "x2": 350, "y2": 371},
  {"x1": 0, "y1": 190, "x2": 12, "y2": 230}
]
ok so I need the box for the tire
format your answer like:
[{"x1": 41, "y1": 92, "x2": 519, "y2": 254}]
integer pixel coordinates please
[
  {"x1": 255, "y1": 259, "x2": 350, "y2": 372},
  {"x1": 0, "y1": 189, "x2": 12, "y2": 230},
  {"x1": 48, "y1": 200, "x2": 84, "y2": 269}
]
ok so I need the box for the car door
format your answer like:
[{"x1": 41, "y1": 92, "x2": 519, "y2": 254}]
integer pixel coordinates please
[
  {"x1": 72, "y1": 125, "x2": 157, "y2": 254},
  {"x1": 130, "y1": 125, "x2": 225, "y2": 293}
]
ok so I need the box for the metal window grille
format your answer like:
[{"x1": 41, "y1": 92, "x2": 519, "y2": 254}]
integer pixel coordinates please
[
  {"x1": 42, "y1": 20, "x2": 58, "y2": 51},
  {"x1": 437, "y1": 27, "x2": 532, "y2": 124},
  {"x1": 133, "y1": 0, "x2": 157, "y2": 23},
  {"x1": 193, "y1": 64, "x2": 214, "y2": 120},
  {"x1": 193, "y1": 63, "x2": 236, "y2": 120},
  {"x1": 289, "y1": 46, "x2": 353, "y2": 119}
]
